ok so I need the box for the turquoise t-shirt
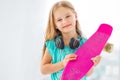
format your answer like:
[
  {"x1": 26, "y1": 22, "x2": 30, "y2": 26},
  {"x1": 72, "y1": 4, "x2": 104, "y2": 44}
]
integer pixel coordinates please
[{"x1": 45, "y1": 37, "x2": 87, "y2": 80}]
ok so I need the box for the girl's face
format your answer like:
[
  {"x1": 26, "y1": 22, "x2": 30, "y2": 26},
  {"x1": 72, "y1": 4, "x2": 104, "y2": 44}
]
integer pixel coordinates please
[{"x1": 54, "y1": 7, "x2": 77, "y2": 34}]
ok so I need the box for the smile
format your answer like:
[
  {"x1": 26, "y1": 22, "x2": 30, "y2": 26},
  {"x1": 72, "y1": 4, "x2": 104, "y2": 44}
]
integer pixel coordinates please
[{"x1": 63, "y1": 24, "x2": 72, "y2": 28}]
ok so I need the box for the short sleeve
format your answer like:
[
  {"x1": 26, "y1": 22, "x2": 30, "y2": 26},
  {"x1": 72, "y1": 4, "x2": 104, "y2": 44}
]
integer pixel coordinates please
[{"x1": 45, "y1": 39, "x2": 56, "y2": 56}]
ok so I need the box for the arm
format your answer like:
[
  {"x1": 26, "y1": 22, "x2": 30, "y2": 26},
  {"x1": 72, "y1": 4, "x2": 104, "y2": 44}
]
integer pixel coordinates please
[
  {"x1": 40, "y1": 48, "x2": 77, "y2": 74},
  {"x1": 41, "y1": 48, "x2": 64, "y2": 74}
]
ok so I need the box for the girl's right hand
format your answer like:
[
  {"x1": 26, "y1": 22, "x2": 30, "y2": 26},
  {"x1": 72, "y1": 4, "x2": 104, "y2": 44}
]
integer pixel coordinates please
[{"x1": 62, "y1": 54, "x2": 77, "y2": 67}]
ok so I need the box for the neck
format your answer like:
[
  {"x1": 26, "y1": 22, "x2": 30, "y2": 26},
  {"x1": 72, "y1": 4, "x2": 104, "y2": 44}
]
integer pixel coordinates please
[
  {"x1": 62, "y1": 30, "x2": 78, "y2": 39},
  {"x1": 62, "y1": 31, "x2": 78, "y2": 46},
  {"x1": 62, "y1": 33, "x2": 78, "y2": 40}
]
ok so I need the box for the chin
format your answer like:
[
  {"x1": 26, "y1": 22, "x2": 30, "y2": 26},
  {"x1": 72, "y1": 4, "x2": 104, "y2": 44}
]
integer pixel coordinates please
[
  {"x1": 62, "y1": 30, "x2": 72, "y2": 34},
  {"x1": 61, "y1": 27, "x2": 75, "y2": 34}
]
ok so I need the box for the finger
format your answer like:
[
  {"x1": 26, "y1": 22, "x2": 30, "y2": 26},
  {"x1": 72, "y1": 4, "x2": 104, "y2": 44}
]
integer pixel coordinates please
[
  {"x1": 67, "y1": 57, "x2": 77, "y2": 62},
  {"x1": 95, "y1": 56, "x2": 101, "y2": 62},
  {"x1": 66, "y1": 54, "x2": 77, "y2": 58},
  {"x1": 94, "y1": 57, "x2": 101, "y2": 66},
  {"x1": 91, "y1": 55, "x2": 101, "y2": 60},
  {"x1": 96, "y1": 55, "x2": 101, "y2": 59}
]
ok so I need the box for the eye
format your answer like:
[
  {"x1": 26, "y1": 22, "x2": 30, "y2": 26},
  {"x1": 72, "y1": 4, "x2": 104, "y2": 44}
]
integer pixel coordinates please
[
  {"x1": 66, "y1": 15, "x2": 71, "y2": 18},
  {"x1": 57, "y1": 19, "x2": 62, "y2": 22}
]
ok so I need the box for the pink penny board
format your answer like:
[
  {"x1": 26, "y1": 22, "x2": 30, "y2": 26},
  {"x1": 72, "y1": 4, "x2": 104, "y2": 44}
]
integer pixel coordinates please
[{"x1": 61, "y1": 23, "x2": 113, "y2": 80}]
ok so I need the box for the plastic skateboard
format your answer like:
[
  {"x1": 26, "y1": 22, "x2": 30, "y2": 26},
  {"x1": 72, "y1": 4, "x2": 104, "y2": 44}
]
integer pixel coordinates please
[{"x1": 61, "y1": 23, "x2": 113, "y2": 80}]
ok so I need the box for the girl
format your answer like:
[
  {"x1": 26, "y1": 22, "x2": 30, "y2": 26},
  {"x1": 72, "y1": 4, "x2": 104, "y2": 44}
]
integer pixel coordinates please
[{"x1": 41, "y1": 1, "x2": 101, "y2": 80}]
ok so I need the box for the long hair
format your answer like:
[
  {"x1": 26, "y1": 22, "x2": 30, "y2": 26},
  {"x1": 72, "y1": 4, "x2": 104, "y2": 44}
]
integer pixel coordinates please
[{"x1": 42, "y1": 0, "x2": 82, "y2": 58}]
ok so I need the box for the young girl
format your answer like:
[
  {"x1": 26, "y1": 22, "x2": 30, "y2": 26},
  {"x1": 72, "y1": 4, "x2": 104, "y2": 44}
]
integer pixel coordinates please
[{"x1": 41, "y1": 1, "x2": 101, "y2": 80}]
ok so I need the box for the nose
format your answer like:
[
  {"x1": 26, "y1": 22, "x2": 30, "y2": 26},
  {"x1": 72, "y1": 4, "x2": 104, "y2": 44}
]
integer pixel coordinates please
[{"x1": 62, "y1": 18, "x2": 67, "y2": 24}]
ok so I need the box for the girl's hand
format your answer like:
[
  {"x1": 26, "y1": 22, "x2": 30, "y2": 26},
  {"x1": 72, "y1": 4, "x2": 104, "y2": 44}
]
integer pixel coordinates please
[
  {"x1": 91, "y1": 55, "x2": 101, "y2": 66},
  {"x1": 62, "y1": 54, "x2": 77, "y2": 67}
]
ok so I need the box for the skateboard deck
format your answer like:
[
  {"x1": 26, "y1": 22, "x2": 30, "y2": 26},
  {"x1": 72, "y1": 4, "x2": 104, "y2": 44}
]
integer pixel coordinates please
[{"x1": 61, "y1": 23, "x2": 113, "y2": 80}]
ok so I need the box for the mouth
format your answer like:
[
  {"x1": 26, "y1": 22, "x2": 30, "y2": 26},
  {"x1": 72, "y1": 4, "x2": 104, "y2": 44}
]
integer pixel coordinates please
[{"x1": 63, "y1": 24, "x2": 72, "y2": 28}]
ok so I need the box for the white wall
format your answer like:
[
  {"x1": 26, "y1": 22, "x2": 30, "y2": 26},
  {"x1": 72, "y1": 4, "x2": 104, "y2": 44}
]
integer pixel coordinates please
[
  {"x1": 0, "y1": 0, "x2": 46, "y2": 80},
  {"x1": 0, "y1": 0, "x2": 120, "y2": 80}
]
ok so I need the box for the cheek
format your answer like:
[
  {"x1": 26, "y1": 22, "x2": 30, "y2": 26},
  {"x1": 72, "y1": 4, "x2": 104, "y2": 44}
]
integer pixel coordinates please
[
  {"x1": 68, "y1": 16, "x2": 76, "y2": 25},
  {"x1": 55, "y1": 22, "x2": 62, "y2": 30},
  {"x1": 56, "y1": 22, "x2": 61, "y2": 27},
  {"x1": 71, "y1": 18, "x2": 76, "y2": 26}
]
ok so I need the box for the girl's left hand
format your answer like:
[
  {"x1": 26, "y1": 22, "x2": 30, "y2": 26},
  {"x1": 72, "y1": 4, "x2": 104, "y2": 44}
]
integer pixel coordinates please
[{"x1": 91, "y1": 55, "x2": 101, "y2": 66}]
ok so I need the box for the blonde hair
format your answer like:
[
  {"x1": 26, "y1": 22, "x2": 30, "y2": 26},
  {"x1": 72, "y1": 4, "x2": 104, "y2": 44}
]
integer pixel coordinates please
[{"x1": 42, "y1": 0, "x2": 82, "y2": 57}]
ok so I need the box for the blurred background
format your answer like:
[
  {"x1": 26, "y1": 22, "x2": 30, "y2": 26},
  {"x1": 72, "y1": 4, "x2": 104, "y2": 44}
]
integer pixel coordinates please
[{"x1": 0, "y1": 0, "x2": 120, "y2": 80}]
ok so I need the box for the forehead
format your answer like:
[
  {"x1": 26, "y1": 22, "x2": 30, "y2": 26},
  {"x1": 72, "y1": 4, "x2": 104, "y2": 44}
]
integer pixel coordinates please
[{"x1": 54, "y1": 7, "x2": 74, "y2": 19}]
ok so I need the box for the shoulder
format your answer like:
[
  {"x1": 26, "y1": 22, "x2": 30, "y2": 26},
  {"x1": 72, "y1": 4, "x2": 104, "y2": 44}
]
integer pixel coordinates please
[
  {"x1": 45, "y1": 39, "x2": 56, "y2": 48},
  {"x1": 45, "y1": 39, "x2": 56, "y2": 56},
  {"x1": 46, "y1": 39, "x2": 55, "y2": 45}
]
